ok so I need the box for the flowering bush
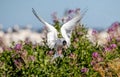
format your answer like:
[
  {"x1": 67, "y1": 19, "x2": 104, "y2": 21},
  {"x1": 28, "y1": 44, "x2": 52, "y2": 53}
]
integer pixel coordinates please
[{"x1": 0, "y1": 8, "x2": 120, "y2": 76}]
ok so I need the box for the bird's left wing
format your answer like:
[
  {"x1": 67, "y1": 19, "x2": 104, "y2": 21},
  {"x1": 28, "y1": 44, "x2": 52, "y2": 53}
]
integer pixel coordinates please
[{"x1": 32, "y1": 8, "x2": 58, "y2": 49}]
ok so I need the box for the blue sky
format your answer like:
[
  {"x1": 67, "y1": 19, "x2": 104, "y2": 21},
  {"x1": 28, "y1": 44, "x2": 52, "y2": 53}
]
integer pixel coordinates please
[{"x1": 0, "y1": 0, "x2": 120, "y2": 30}]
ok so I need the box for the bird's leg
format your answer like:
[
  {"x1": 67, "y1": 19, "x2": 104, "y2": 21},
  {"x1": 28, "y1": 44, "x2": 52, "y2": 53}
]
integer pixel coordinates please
[
  {"x1": 51, "y1": 46, "x2": 63, "y2": 61},
  {"x1": 57, "y1": 47, "x2": 63, "y2": 55},
  {"x1": 58, "y1": 50, "x2": 62, "y2": 55}
]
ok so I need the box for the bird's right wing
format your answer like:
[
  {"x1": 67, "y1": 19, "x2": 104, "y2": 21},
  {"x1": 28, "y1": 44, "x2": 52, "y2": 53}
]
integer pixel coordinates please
[
  {"x1": 61, "y1": 10, "x2": 87, "y2": 47},
  {"x1": 32, "y1": 8, "x2": 58, "y2": 49}
]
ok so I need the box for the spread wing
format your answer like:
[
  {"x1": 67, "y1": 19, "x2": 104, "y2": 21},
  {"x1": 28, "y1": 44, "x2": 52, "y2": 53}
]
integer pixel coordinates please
[
  {"x1": 61, "y1": 11, "x2": 86, "y2": 47},
  {"x1": 32, "y1": 8, "x2": 58, "y2": 49}
]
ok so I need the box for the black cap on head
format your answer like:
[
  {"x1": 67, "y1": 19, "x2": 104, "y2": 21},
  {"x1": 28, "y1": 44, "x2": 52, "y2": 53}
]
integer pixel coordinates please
[{"x1": 63, "y1": 40, "x2": 67, "y2": 46}]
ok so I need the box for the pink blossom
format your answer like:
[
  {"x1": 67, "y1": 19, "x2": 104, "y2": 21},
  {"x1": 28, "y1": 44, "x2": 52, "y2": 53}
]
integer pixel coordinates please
[
  {"x1": 104, "y1": 44, "x2": 117, "y2": 51},
  {"x1": 92, "y1": 30, "x2": 98, "y2": 35},
  {"x1": 97, "y1": 57, "x2": 103, "y2": 62},
  {"x1": 92, "y1": 52, "x2": 99, "y2": 58},
  {"x1": 91, "y1": 60, "x2": 96, "y2": 66},
  {"x1": 104, "y1": 47, "x2": 112, "y2": 51},
  {"x1": 14, "y1": 60, "x2": 19, "y2": 66},
  {"x1": 107, "y1": 27, "x2": 114, "y2": 33},
  {"x1": 51, "y1": 12, "x2": 59, "y2": 23},
  {"x1": 14, "y1": 44, "x2": 22, "y2": 50},
  {"x1": 81, "y1": 67, "x2": 89, "y2": 73},
  {"x1": 69, "y1": 53, "x2": 76, "y2": 59},
  {"x1": 107, "y1": 36, "x2": 112, "y2": 42},
  {"x1": 116, "y1": 37, "x2": 120, "y2": 42},
  {"x1": 108, "y1": 22, "x2": 120, "y2": 33},
  {"x1": 111, "y1": 21, "x2": 120, "y2": 28},
  {"x1": 68, "y1": 9, "x2": 74, "y2": 14},
  {"x1": 47, "y1": 50, "x2": 54, "y2": 56},
  {"x1": 110, "y1": 44, "x2": 117, "y2": 49}
]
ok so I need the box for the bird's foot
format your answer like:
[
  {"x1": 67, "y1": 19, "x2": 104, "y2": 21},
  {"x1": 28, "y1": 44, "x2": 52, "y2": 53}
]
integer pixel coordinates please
[{"x1": 50, "y1": 53, "x2": 63, "y2": 62}]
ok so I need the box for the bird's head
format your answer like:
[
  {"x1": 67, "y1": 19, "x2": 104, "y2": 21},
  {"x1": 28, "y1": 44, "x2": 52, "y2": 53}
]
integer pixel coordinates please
[
  {"x1": 62, "y1": 40, "x2": 68, "y2": 49},
  {"x1": 63, "y1": 40, "x2": 67, "y2": 46}
]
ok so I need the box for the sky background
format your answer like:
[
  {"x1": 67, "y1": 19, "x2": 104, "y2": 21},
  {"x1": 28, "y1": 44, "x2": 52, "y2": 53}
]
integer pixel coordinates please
[{"x1": 0, "y1": 0, "x2": 120, "y2": 30}]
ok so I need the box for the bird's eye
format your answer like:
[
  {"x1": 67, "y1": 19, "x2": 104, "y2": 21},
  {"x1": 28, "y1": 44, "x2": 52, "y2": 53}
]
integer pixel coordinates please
[{"x1": 63, "y1": 40, "x2": 67, "y2": 46}]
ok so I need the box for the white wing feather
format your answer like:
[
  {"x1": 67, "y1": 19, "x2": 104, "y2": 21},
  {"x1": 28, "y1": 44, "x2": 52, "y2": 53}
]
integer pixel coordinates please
[
  {"x1": 32, "y1": 8, "x2": 58, "y2": 49},
  {"x1": 61, "y1": 11, "x2": 86, "y2": 47}
]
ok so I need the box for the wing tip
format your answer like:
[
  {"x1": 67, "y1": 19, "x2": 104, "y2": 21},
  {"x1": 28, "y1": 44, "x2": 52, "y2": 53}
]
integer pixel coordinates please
[{"x1": 32, "y1": 8, "x2": 36, "y2": 14}]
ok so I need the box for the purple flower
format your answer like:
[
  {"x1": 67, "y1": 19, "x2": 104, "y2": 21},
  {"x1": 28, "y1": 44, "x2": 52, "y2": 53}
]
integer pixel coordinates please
[
  {"x1": 110, "y1": 44, "x2": 117, "y2": 49},
  {"x1": 111, "y1": 21, "x2": 120, "y2": 28},
  {"x1": 14, "y1": 44, "x2": 22, "y2": 50},
  {"x1": 107, "y1": 27, "x2": 114, "y2": 33},
  {"x1": 69, "y1": 53, "x2": 76, "y2": 59},
  {"x1": 81, "y1": 67, "x2": 88, "y2": 73},
  {"x1": 91, "y1": 60, "x2": 96, "y2": 66},
  {"x1": 51, "y1": 12, "x2": 59, "y2": 23},
  {"x1": 68, "y1": 9, "x2": 74, "y2": 14},
  {"x1": 107, "y1": 36, "x2": 112, "y2": 42},
  {"x1": 116, "y1": 37, "x2": 120, "y2": 42},
  {"x1": 104, "y1": 44, "x2": 117, "y2": 52},
  {"x1": 92, "y1": 30, "x2": 98, "y2": 35},
  {"x1": 108, "y1": 22, "x2": 120, "y2": 33},
  {"x1": 14, "y1": 60, "x2": 19, "y2": 66},
  {"x1": 92, "y1": 52, "x2": 99, "y2": 58},
  {"x1": 97, "y1": 57, "x2": 103, "y2": 62},
  {"x1": 62, "y1": 16, "x2": 72, "y2": 23},
  {"x1": 104, "y1": 47, "x2": 112, "y2": 51},
  {"x1": 47, "y1": 50, "x2": 53, "y2": 56}
]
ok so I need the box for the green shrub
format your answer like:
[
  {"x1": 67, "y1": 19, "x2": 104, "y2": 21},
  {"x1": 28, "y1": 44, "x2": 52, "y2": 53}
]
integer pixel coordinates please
[{"x1": 0, "y1": 17, "x2": 120, "y2": 77}]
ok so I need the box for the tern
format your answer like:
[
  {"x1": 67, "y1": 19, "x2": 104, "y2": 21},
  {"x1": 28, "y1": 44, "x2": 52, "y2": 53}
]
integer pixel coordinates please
[{"x1": 32, "y1": 8, "x2": 85, "y2": 60}]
